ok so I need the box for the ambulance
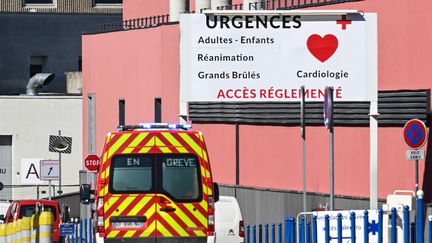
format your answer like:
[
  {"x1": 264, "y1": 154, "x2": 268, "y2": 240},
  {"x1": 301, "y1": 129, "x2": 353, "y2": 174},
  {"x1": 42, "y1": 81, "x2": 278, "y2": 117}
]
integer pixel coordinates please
[{"x1": 80, "y1": 123, "x2": 219, "y2": 243}]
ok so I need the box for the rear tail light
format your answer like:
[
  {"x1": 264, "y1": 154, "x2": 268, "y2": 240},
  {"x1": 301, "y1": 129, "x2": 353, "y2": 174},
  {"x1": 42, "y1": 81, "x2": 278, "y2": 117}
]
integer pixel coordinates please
[
  {"x1": 239, "y1": 220, "x2": 245, "y2": 238},
  {"x1": 97, "y1": 197, "x2": 104, "y2": 211},
  {"x1": 207, "y1": 196, "x2": 215, "y2": 236},
  {"x1": 97, "y1": 197, "x2": 105, "y2": 235},
  {"x1": 208, "y1": 215, "x2": 215, "y2": 235},
  {"x1": 97, "y1": 216, "x2": 104, "y2": 227},
  {"x1": 208, "y1": 196, "x2": 215, "y2": 209}
]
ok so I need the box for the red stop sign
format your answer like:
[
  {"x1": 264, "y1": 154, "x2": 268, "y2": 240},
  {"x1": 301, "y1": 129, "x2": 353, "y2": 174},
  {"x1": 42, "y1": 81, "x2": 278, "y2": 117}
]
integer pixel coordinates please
[{"x1": 84, "y1": 154, "x2": 100, "y2": 171}]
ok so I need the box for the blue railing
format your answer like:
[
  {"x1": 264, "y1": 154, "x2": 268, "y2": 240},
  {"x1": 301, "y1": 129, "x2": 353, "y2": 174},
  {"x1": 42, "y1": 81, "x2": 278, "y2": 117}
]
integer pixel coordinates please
[
  {"x1": 60, "y1": 218, "x2": 93, "y2": 243},
  {"x1": 246, "y1": 195, "x2": 429, "y2": 243}
]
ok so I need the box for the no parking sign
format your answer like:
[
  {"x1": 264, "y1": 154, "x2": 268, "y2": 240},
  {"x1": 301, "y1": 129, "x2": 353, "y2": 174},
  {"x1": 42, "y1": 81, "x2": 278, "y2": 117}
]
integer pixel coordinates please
[{"x1": 403, "y1": 119, "x2": 427, "y2": 150}]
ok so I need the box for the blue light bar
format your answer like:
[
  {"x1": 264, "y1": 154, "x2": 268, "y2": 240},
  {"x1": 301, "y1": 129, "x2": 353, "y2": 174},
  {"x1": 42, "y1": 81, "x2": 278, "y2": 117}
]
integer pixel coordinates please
[{"x1": 120, "y1": 123, "x2": 193, "y2": 130}]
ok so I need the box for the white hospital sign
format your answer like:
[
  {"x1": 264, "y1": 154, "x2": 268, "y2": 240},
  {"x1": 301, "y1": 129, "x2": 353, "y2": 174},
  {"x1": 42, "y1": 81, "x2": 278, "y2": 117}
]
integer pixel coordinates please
[{"x1": 180, "y1": 12, "x2": 376, "y2": 102}]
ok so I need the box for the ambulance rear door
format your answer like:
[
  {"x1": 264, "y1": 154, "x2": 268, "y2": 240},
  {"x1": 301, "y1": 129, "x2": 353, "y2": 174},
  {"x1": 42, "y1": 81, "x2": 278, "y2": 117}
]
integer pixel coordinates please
[
  {"x1": 155, "y1": 154, "x2": 208, "y2": 243},
  {"x1": 106, "y1": 154, "x2": 158, "y2": 242}
]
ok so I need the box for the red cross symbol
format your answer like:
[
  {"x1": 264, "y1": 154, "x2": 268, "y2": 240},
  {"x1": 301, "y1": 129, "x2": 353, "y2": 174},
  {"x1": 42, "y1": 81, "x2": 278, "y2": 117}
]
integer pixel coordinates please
[{"x1": 337, "y1": 15, "x2": 352, "y2": 30}]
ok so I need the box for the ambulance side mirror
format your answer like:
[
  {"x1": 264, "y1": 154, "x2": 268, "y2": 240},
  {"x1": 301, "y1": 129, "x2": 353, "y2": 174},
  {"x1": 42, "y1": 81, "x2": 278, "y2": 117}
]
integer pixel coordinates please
[
  {"x1": 62, "y1": 204, "x2": 71, "y2": 222},
  {"x1": 80, "y1": 184, "x2": 94, "y2": 204},
  {"x1": 213, "y1": 182, "x2": 220, "y2": 202}
]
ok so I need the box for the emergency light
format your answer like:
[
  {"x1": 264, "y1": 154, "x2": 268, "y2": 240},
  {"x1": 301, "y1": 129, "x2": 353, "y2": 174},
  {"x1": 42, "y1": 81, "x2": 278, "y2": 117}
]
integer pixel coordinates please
[{"x1": 117, "y1": 123, "x2": 192, "y2": 131}]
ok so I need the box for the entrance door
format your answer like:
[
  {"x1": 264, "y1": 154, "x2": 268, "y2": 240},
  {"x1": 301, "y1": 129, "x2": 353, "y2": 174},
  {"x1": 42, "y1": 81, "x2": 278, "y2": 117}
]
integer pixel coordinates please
[{"x1": 0, "y1": 136, "x2": 12, "y2": 200}]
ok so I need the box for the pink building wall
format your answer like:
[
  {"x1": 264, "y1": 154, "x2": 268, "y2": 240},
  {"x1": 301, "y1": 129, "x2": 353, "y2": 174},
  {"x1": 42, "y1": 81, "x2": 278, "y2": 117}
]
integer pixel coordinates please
[
  {"x1": 82, "y1": 25, "x2": 180, "y2": 153},
  {"x1": 83, "y1": 0, "x2": 431, "y2": 200},
  {"x1": 123, "y1": 0, "x2": 169, "y2": 20}
]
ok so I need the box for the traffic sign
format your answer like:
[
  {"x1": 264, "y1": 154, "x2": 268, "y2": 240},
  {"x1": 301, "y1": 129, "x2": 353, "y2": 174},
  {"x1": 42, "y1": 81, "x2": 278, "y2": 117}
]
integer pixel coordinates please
[
  {"x1": 84, "y1": 154, "x2": 100, "y2": 171},
  {"x1": 406, "y1": 150, "x2": 425, "y2": 160},
  {"x1": 403, "y1": 119, "x2": 427, "y2": 149},
  {"x1": 60, "y1": 223, "x2": 75, "y2": 236},
  {"x1": 40, "y1": 160, "x2": 60, "y2": 181}
]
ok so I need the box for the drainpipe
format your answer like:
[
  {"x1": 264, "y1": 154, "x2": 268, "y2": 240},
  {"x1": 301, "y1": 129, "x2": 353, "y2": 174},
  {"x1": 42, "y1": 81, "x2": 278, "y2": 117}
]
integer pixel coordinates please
[
  {"x1": 211, "y1": 0, "x2": 232, "y2": 10},
  {"x1": 196, "y1": 0, "x2": 211, "y2": 13},
  {"x1": 243, "y1": 0, "x2": 262, "y2": 10},
  {"x1": 170, "y1": 0, "x2": 190, "y2": 22}
]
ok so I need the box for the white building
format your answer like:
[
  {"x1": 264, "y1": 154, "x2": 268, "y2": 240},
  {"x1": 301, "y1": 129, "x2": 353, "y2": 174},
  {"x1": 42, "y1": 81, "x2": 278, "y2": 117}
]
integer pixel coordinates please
[{"x1": 0, "y1": 95, "x2": 82, "y2": 200}]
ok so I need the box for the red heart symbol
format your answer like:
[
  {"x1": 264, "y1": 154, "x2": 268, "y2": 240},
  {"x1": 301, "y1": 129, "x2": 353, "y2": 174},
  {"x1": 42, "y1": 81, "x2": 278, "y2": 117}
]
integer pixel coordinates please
[{"x1": 307, "y1": 34, "x2": 338, "y2": 63}]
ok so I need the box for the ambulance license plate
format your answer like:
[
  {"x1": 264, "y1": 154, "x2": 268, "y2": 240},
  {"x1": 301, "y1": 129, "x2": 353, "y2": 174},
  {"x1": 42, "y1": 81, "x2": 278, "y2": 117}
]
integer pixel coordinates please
[{"x1": 113, "y1": 222, "x2": 144, "y2": 228}]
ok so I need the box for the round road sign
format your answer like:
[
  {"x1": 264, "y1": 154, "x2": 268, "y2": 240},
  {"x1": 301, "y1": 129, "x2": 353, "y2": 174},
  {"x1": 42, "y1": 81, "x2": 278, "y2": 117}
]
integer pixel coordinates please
[
  {"x1": 84, "y1": 154, "x2": 100, "y2": 171},
  {"x1": 403, "y1": 119, "x2": 428, "y2": 149}
]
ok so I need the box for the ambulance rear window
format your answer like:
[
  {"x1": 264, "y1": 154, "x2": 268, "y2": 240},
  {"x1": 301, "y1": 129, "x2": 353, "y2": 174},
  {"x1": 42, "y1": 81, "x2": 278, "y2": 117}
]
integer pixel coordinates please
[
  {"x1": 159, "y1": 154, "x2": 202, "y2": 201},
  {"x1": 110, "y1": 155, "x2": 153, "y2": 192}
]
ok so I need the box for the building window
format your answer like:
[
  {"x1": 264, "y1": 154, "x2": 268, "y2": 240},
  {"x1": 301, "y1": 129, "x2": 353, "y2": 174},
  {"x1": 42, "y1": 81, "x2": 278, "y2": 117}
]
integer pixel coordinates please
[
  {"x1": 94, "y1": 0, "x2": 122, "y2": 5},
  {"x1": 78, "y1": 56, "x2": 82, "y2": 71},
  {"x1": 155, "y1": 98, "x2": 161, "y2": 123},
  {"x1": 29, "y1": 56, "x2": 47, "y2": 78},
  {"x1": 23, "y1": 0, "x2": 56, "y2": 8},
  {"x1": 119, "y1": 99, "x2": 125, "y2": 127},
  {"x1": 25, "y1": 0, "x2": 53, "y2": 3}
]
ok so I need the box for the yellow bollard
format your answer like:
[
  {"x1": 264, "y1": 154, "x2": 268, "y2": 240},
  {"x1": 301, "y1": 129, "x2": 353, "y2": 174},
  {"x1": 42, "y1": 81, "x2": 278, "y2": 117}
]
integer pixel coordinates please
[
  {"x1": 30, "y1": 214, "x2": 39, "y2": 243},
  {"x1": 20, "y1": 218, "x2": 31, "y2": 243},
  {"x1": 38, "y1": 211, "x2": 53, "y2": 243},
  {"x1": 15, "y1": 219, "x2": 21, "y2": 243},
  {"x1": 6, "y1": 221, "x2": 14, "y2": 243},
  {"x1": 0, "y1": 224, "x2": 6, "y2": 243}
]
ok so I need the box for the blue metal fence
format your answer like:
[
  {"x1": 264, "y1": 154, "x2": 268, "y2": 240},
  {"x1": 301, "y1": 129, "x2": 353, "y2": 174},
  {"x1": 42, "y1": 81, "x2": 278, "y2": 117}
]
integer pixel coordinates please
[
  {"x1": 60, "y1": 218, "x2": 93, "y2": 243},
  {"x1": 246, "y1": 195, "x2": 430, "y2": 243}
]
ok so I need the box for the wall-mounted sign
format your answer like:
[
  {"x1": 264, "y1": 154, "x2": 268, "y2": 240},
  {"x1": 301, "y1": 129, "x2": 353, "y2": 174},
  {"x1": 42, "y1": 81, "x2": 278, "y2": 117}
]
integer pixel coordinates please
[
  {"x1": 21, "y1": 158, "x2": 44, "y2": 184},
  {"x1": 180, "y1": 12, "x2": 376, "y2": 102},
  {"x1": 40, "y1": 160, "x2": 60, "y2": 181}
]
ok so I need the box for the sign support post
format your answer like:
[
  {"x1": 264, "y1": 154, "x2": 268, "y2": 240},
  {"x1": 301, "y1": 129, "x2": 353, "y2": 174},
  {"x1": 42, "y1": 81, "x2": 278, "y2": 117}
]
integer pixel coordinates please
[
  {"x1": 324, "y1": 86, "x2": 334, "y2": 210},
  {"x1": 416, "y1": 158, "x2": 419, "y2": 192},
  {"x1": 40, "y1": 160, "x2": 60, "y2": 201},
  {"x1": 329, "y1": 87, "x2": 334, "y2": 211},
  {"x1": 301, "y1": 86, "x2": 306, "y2": 213},
  {"x1": 48, "y1": 180, "x2": 52, "y2": 200},
  {"x1": 58, "y1": 130, "x2": 62, "y2": 195}
]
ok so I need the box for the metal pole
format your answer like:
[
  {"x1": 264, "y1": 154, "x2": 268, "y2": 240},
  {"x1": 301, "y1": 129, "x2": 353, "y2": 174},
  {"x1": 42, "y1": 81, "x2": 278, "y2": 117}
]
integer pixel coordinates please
[
  {"x1": 236, "y1": 122, "x2": 239, "y2": 198},
  {"x1": 378, "y1": 209, "x2": 383, "y2": 243},
  {"x1": 391, "y1": 208, "x2": 397, "y2": 243},
  {"x1": 415, "y1": 158, "x2": 419, "y2": 192},
  {"x1": 337, "y1": 213, "x2": 342, "y2": 243},
  {"x1": 327, "y1": 87, "x2": 334, "y2": 211},
  {"x1": 350, "y1": 212, "x2": 356, "y2": 243},
  {"x1": 428, "y1": 216, "x2": 432, "y2": 243},
  {"x1": 48, "y1": 180, "x2": 52, "y2": 200},
  {"x1": 300, "y1": 86, "x2": 307, "y2": 241},
  {"x1": 324, "y1": 215, "x2": 330, "y2": 243},
  {"x1": 404, "y1": 205, "x2": 409, "y2": 243},
  {"x1": 417, "y1": 190, "x2": 424, "y2": 243},
  {"x1": 59, "y1": 130, "x2": 62, "y2": 195},
  {"x1": 368, "y1": 13, "x2": 379, "y2": 210},
  {"x1": 364, "y1": 210, "x2": 369, "y2": 243}
]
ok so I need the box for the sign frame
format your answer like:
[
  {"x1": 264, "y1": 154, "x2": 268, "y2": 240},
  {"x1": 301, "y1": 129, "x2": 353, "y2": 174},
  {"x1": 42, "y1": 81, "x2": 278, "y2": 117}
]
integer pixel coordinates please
[{"x1": 180, "y1": 12, "x2": 375, "y2": 102}]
